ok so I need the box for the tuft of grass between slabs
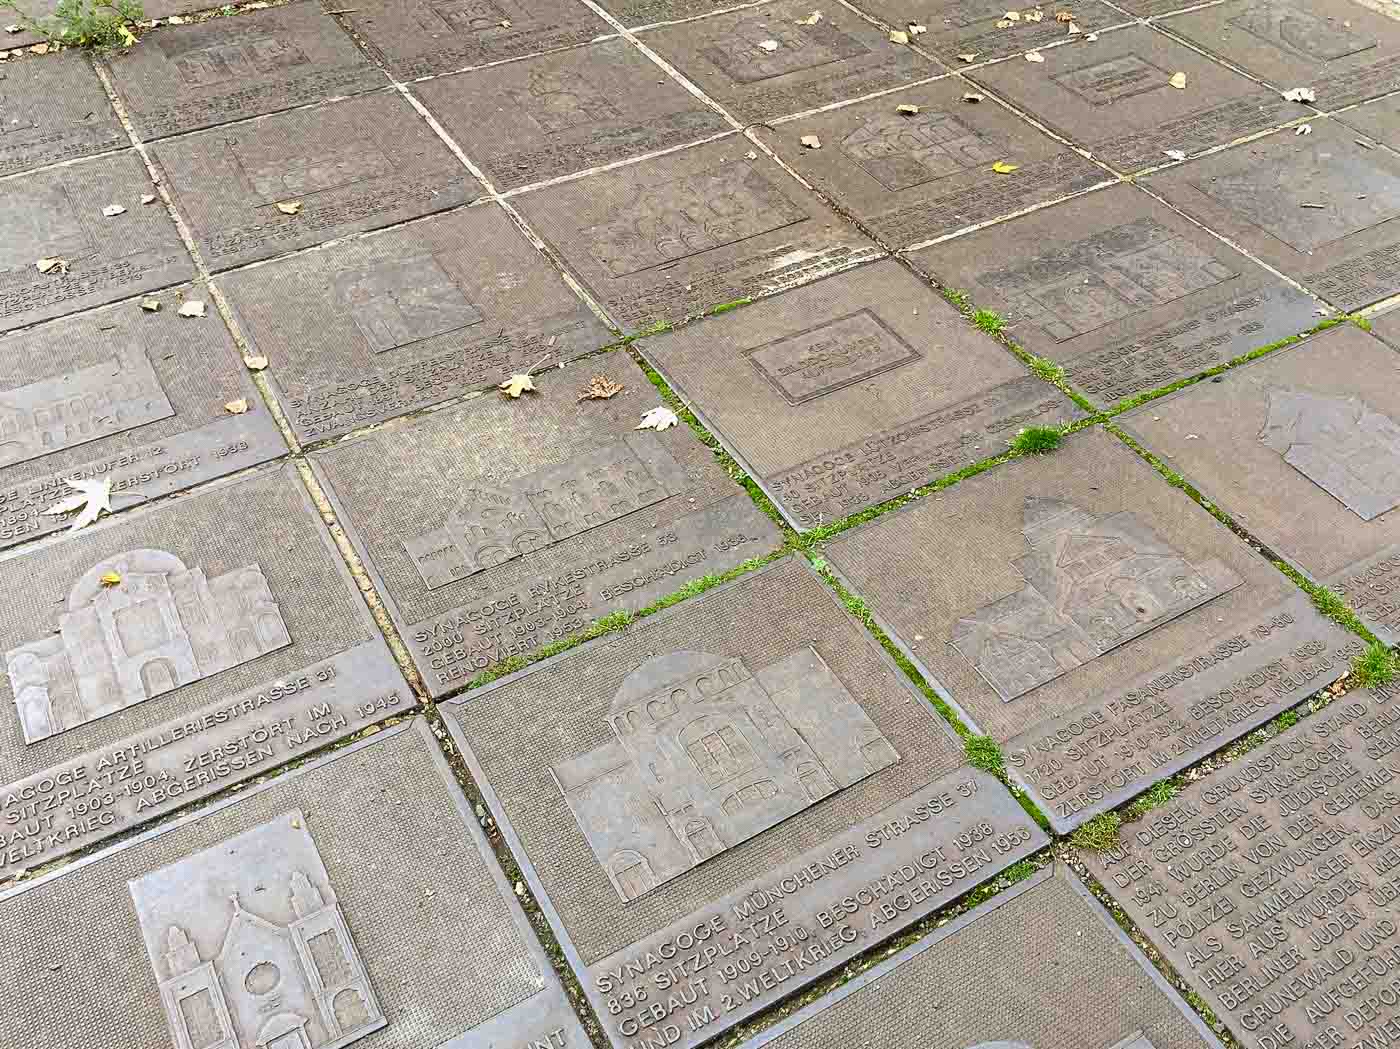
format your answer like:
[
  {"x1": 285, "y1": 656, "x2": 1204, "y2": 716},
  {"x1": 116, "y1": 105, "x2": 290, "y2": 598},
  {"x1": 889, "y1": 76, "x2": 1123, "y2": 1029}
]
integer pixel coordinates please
[
  {"x1": 1069, "y1": 812, "x2": 1122, "y2": 851},
  {"x1": 3, "y1": 0, "x2": 141, "y2": 49},
  {"x1": 964, "y1": 734, "x2": 1005, "y2": 777},
  {"x1": 1127, "y1": 779, "x2": 1178, "y2": 819},
  {"x1": 973, "y1": 309, "x2": 1005, "y2": 336},
  {"x1": 1353, "y1": 642, "x2": 1398, "y2": 689},
  {"x1": 1010, "y1": 426, "x2": 1063, "y2": 455}
]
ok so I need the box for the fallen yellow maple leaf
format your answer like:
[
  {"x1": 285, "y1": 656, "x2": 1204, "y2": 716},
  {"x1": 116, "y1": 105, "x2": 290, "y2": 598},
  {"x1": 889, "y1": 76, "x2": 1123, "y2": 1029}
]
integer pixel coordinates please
[
  {"x1": 499, "y1": 373, "x2": 536, "y2": 398},
  {"x1": 100, "y1": 571, "x2": 122, "y2": 587},
  {"x1": 992, "y1": 160, "x2": 1019, "y2": 174}
]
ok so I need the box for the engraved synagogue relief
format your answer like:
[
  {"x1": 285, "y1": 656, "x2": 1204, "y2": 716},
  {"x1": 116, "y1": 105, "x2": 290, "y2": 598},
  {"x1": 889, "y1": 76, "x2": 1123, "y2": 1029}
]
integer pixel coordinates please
[
  {"x1": 979, "y1": 219, "x2": 1238, "y2": 341},
  {"x1": 1258, "y1": 388, "x2": 1400, "y2": 521},
  {"x1": 159, "y1": 32, "x2": 312, "y2": 88},
  {"x1": 508, "y1": 69, "x2": 619, "y2": 135},
  {"x1": 0, "y1": 346, "x2": 175, "y2": 468},
  {"x1": 404, "y1": 433, "x2": 684, "y2": 589},
  {"x1": 5, "y1": 549, "x2": 291, "y2": 744},
  {"x1": 130, "y1": 811, "x2": 386, "y2": 1049},
  {"x1": 840, "y1": 112, "x2": 1004, "y2": 192},
  {"x1": 589, "y1": 164, "x2": 806, "y2": 277},
  {"x1": 331, "y1": 254, "x2": 483, "y2": 354},
  {"x1": 421, "y1": 0, "x2": 508, "y2": 33},
  {"x1": 1228, "y1": 1, "x2": 1377, "y2": 61},
  {"x1": 223, "y1": 135, "x2": 394, "y2": 204},
  {"x1": 702, "y1": 19, "x2": 867, "y2": 84},
  {"x1": 950, "y1": 497, "x2": 1240, "y2": 702},
  {"x1": 552, "y1": 647, "x2": 899, "y2": 902},
  {"x1": 745, "y1": 309, "x2": 921, "y2": 404},
  {"x1": 1051, "y1": 55, "x2": 1176, "y2": 106}
]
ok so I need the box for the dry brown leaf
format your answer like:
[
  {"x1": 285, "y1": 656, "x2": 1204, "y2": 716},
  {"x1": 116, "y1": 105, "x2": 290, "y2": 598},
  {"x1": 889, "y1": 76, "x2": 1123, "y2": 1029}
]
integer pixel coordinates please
[
  {"x1": 889, "y1": 29, "x2": 909, "y2": 42},
  {"x1": 1025, "y1": 8, "x2": 1044, "y2": 21},
  {"x1": 991, "y1": 160, "x2": 1019, "y2": 174},
  {"x1": 499, "y1": 373, "x2": 536, "y2": 398},
  {"x1": 1169, "y1": 71, "x2": 1187, "y2": 89},
  {"x1": 996, "y1": 18, "x2": 1012, "y2": 27},
  {"x1": 896, "y1": 103, "x2": 921, "y2": 115},
  {"x1": 795, "y1": 10, "x2": 821, "y2": 24},
  {"x1": 957, "y1": 52, "x2": 979, "y2": 62},
  {"x1": 800, "y1": 134, "x2": 822, "y2": 149},
  {"x1": 276, "y1": 200, "x2": 303, "y2": 215},
  {"x1": 1004, "y1": 9, "x2": 1021, "y2": 19},
  {"x1": 177, "y1": 300, "x2": 206, "y2": 318},
  {"x1": 36, "y1": 257, "x2": 68, "y2": 274},
  {"x1": 140, "y1": 298, "x2": 161, "y2": 311},
  {"x1": 963, "y1": 92, "x2": 985, "y2": 103},
  {"x1": 43, "y1": 478, "x2": 113, "y2": 532},
  {"x1": 99, "y1": 571, "x2": 121, "y2": 587},
  {"x1": 1055, "y1": 8, "x2": 1073, "y2": 20},
  {"x1": 1025, "y1": 50, "x2": 1044, "y2": 62},
  {"x1": 224, "y1": 398, "x2": 249, "y2": 414},
  {"x1": 578, "y1": 374, "x2": 625, "y2": 401},
  {"x1": 29, "y1": 42, "x2": 48, "y2": 54},
  {"x1": 244, "y1": 354, "x2": 269, "y2": 370}
]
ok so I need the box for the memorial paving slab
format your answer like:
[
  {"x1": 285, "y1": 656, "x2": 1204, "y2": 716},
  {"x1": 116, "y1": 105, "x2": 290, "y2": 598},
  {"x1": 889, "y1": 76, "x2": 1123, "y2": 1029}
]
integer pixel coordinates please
[
  {"x1": 334, "y1": 0, "x2": 613, "y2": 81},
  {"x1": 0, "y1": 149, "x2": 193, "y2": 334},
  {"x1": 0, "y1": 718, "x2": 592, "y2": 1049},
  {"x1": 148, "y1": 91, "x2": 474, "y2": 272},
  {"x1": 513, "y1": 139, "x2": 883, "y2": 333},
  {"x1": 0, "y1": 289, "x2": 286, "y2": 550},
  {"x1": 1147, "y1": 118, "x2": 1400, "y2": 311},
  {"x1": 1084, "y1": 680, "x2": 1400, "y2": 1049},
  {"x1": 441, "y1": 557, "x2": 1047, "y2": 1049},
  {"x1": 412, "y1": 37, "x2": 732, "y2": 192},
  {"x1": 0, "y1": 462, "x2": 405, "y2": 874},
  {"x1": 593, "y1": 0, "x2": 736, "y2": 29},
  {"x1": 969, "y1": 26, "x2": 1297, "y2": 175},
  {"x1": 851, "y1": 0, "x2": 1124, "y2": 67},
  {"x1": 308, "y1": 352, "x2": 783, "y2": 694},
  {"x1": 908, "y1": 183, "x2": 1321, "y2": 408},
  {"x1": 637, "y1": 260, "x2": 1076, "y2": 530},
  {"x1": 218, "y1": 203, "x2": 612, "y2": 445},
  {"x1": 637, "y1": 0, "x2": 939, "y2": 125},
  {"x1": 1339, "y1": 91, "x2": 1400, "y2": 150},
  {"x1": 0, "y1": 49, "x2": 127, "y2": 176},
  {"x1": 103, "y1": 2, "x2": 386, "y2": 141},
  {"x1": 1118, "y1": 325, "x2": 1400, "y2": 646},
  {"x1": 821, "y1": 427, "x2": 1364, "y2": 833},
  {"x1": 738, "y1": 865, "x2": 1223, "y2": 1049},
  {"x1": 755, "y1": 78, "x2": 1106, "y2": 249},
  {"x1": 1158, "y1": 0, "x2": 1400, "y2": 110}
]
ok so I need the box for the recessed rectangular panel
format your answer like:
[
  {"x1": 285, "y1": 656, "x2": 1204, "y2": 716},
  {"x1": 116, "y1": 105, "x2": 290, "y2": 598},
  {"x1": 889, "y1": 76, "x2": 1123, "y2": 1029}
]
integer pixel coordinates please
[
  {"x1": 443, "y1": 558, "x2": 1046, "y2": 1049},
  {"x1": 0, "y1": 719, "x2": 591, "y2": 1049},
  {"x1": 0, "y1": 464, "x2": 404, "y2": 873},
  {"x1": 851, "y1": 0, "x2": 1123, "y2": 65},
  {"x1": 746, "y1": 310, "x2": 921, "y2": 405},
  {"x1": 0, "y1": 50, "x2": 127, "y2": 176}
]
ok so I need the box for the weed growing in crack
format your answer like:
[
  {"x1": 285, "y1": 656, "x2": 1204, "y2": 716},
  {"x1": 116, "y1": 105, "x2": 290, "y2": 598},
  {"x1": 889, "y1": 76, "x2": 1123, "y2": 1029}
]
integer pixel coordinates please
[
  {"x1": 3, "y1": 0, "x2": 141, "y2": 49},
  {"x1": 1010, "y1": 426, "x2": 1063, "y2": 455},
  {"x1": 1070, "y1": 812, "x2": 1122, "y2": 851},
  {"x1": 973, "y1": 308, "x2": 1005, "y2": 335},
  {"x1": 1027, "y1": 355, "x2": 1065, "y2": 383},
  {"x1": 1128, "y1": 780, "x2": 1178, "y2": 819},
  {"x1": 1353, "y1": 642, "x2": 1398, "y2": 689},
  {"x1": 964, "y1": 735, "x2": 1006, "y2": 777}
]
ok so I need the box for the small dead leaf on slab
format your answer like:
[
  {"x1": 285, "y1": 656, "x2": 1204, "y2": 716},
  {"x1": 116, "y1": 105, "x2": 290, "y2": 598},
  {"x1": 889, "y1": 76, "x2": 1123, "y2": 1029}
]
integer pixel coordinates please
[
  {"x1": 1282, "y1": 86, "x2": 1316, "y2": 102},
  {"x1": 224, "y1": 398, "x2": 249, "y2": 414},
  {"x1": 1086, "y1": 31, "x2": 1098, "y2": 40},
  {"x1": 1024, "y1": 50, "x2": 1044, "y2": 62},
  {"x1": 1055, "y1": 8, "x2": 1073, "y2": 20},
  {"x1": 889, "y1": 29, "x2": 909, "y2": 42},
  {"x1": 636, "y1": 406, "x2": 679, "y2": 432},
  {"x1": 800, "y1": 134, "x2": 822, "y2": 149},
  {"x1": 745, "y1": 149, "x2": 758, "y2": 159},
  {"x1": 244, "y1": 354, "x2": 269, "y2": 371},
  {"x1": 1296, "y1": 123, "x2": 1312, "y2": 135},
  {"x1": 499, "y1": 373, "x2": 536, "y2": 398},
  {"x1": 962, "y1": 92, "x2": 984, "y2": 103},
  {"x1": 795, "y1": 10, "x2": 821, "y2": 24},
  {"x1": 1003, "y1": 10, "x2": 1021, "y2": 19},
  {"x1": 1168, "y1": 71, "x2": 1187, "y2": 89},
  {"x1": 29, "y1": 42, "x2": 48, "y2": 54},
  {"x1": 140, "y1": 297, "x2": 161, "y2": 311},
  {"x1": 578, "y1": 374, "x2": 624, "y2": 401},
  {"x1": 996, "y1": 18, "x2": 1012, "y2": 27},
  {"x1": 276, "y1": 200, "x2": 302, "y2": 215},
  {"x1": 36, "y1": 257, "x2": 68, "y2": 274},
  {"x1": 43, "y1": 477, "x2": 114, "y2": 533},
  {"x1": 99, "y1": 571, "x2": 121, "y2": 587},
  {"x1": 1025, "y1": 8, "x2": 1044, "y2": 21},
  {"x1": 499, "y1": 18, "x2": 510, "y2": 26},
  {"x1": 1163, "y1": 148, "x2": 1186, "y2": 161},
  {"x1": 908, "y1": 22, "x2": 927, "y2": 34},
  {"x1": 1067, "y1": 22, "x2": 1081, "y2": 33},
  {"x1": 957, "y1": 52, "x2": 978, "y2": 62},
  {"x1": 896, "y1": 103, "x2": 921, "y2": 114},
  {"x1": 177, "y1": 300, "x2": 206, "y2": 318},
  {"x1": 991, "y1": 160, "x2": 1019, "y2": 173},
  {"x1": 758, "y1": 38, "x2": 780, "y2": 51},
  {"x1": 4, "y1": 24, "x2": 21, "y2": 31},
  {"x1": 102, "y1": 203, "x2": 126, "y2": 217},
  {"x1": 140, "y1": 193, "x2": 157, "y2": 204}
]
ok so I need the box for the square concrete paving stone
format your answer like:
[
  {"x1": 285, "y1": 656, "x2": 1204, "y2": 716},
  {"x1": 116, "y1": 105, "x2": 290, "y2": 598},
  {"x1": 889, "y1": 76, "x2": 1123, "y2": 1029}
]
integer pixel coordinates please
[
  {"x1": 638, "y1": 260, "x2": 1076, "y2": 530},
  {"x1": 970, "y1": 26, "x2": 1296, "y2": 174},
  {"x1": 1118, "y1": 325, "x2": 1400, "y2": 645},
  {"x1": 148, "y1": 91, "x2": 474, "y2": 271},
  {"x1": 1340, "y1": 89, "x2": 1400, "y2": 148},
  {"x1": 0, "y1": 718, "x2": 592, "y2": 1049},
  {"x1": 822, "y1": 426, "x2": 1364, "y2": 833},
  {"x1": 0, "y1": 289, "x2": 285, "y2": 550},
  {"x1": 1160, "y1": 0, "x2": 1400, "y2": 110},
  {"x1": 103, "y1": 2, "x2": 385, "y2": 140},
  {"x1": 308, "y1": 352, "x2": 782, "y2": 693},
  {"x1": 218, "y1": 204, "x2": 611, "y2": 445},
  {"x1": 514, "y1": 138, "x2": 883, "y2": 333},
  {"x1": 909, "y1": 184, "x2": 1320, "y2": 408},
  {"x1": 335, "y1": 0, "x2": 612, "y2": 81},
  {"x1": 0, "y1": 149, "x2": 193, "y2": 333},
  {"x1": 1083, "y1": 679, "x2": 1400, "y2": 1049},
  {"x1": 740, "y1": 865, "x2": 1223, "y2": 1049},
  {"x1": 1147, "y1": 118, "x2": 1400, "y2": 311},
  {"x1": 412, "y1": 38, "x2": 731, "y2": 192},
  {"x1": 639, "y1": 0, "x2": 939, "y2": 125},
  {"x1": 0, "y1": 49, "x2": 127, "y2": 176},
  {"x1": 441, "y1": 557, "x2": 1047, "y2": 1049},
  {"x1": 0, "y1": 461, "x2": 405, "y2": 875},
  {"x1": 756, "y1": 78, "x2": 1106, "y2": 248},
  {"x1": 853, "y1": 0, "x2": 1123, "y2": 65}
]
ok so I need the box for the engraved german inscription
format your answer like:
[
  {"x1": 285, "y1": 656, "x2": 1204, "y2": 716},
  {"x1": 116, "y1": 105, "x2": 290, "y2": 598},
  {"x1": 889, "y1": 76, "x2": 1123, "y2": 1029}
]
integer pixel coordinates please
[
  {"x1": 839, "y1": 110, "x2": 1005, "y2": 191},
  {"x1": 1328, "y1": 546, "x2": 1400, "y2": 646},
  {"x1": 1228, "y1": 1, "x2": 1377, "y2": 61},
  {"x1": 131, "y1": 810, "x2": 386, "y2": 1049},
  {"x1": 159, "y1": 29, "x2": 311, "y2": 87},
  {"x1": 745, "y1": 310, "x2": 922, "y2": 404},
  {"x1": 555, "y1": 647, "x2": 899, "y2": 901},
  {"x1": 1259, "y1": 389, "x2": 1400, "y2": 521},
  {"x1": 701, "y1": 18, "x2": 868, "y2": 83},
  {"x1": 951, "y1": 498, "x2": 1241, "y2": 702},
  {"x1": 1052, "y1": 54, "x2": 1176, "y2": 106},
  {"x1": 332, "y1": 254, "x2": 483, "y2": 354}
]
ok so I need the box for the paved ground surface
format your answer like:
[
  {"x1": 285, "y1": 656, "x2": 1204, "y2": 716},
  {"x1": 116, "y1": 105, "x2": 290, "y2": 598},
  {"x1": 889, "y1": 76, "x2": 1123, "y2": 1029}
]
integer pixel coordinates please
[{"x1": 1, "y1": 0, "x2": 1399, "y2": 1047}]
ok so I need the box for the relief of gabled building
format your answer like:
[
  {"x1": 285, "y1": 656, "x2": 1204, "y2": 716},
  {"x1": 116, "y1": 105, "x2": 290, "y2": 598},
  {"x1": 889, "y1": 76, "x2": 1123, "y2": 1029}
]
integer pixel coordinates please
[{"x1": 552, "y1": 647, "x2": 898, "y2": 902}]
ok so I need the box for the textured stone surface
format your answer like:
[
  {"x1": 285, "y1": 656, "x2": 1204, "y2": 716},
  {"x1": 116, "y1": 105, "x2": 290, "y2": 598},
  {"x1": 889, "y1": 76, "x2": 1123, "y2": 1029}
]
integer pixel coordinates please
[
  {"x1": 741, "y1": 866, "x2": 1222, "y2": 1049},
  {"x1": 1148, "y1": 118, "x2": 1400, "y2": 311},
  {"x1": 0, "y1": 463, "x2": 404, "y2": 872},
  {"x1": 823, "y1": 427, "x2": 1362, "y2": 832},
  {"x1": 1339, "y1": 89, "x2": 1400, "y2": 149},
  {"x1": 413, "y1": 37, "x2": 730, "y2": 191},
  {"x1": 218, "y1": 204, "x2": 611, "y2": 444},
  {"x1": 1084, "y1": 681, "x2": 1400, "y2": 1049},
  {"x1": 0, "y1": 49, "x2": 126, "y2": 176},
  {"x1": 149, "y1": 92, "x2": 474, "y2": 271},
  {"x1": 638, "y1": 260, "x2": 1075, "y2": 529},
  {"x1": 640, "y1": 0, "x2": 939, "y2": 124},
  {"x1": 0, "y1": 149, "x2": 193, "y2": 334},
  {"x1": 1120, "y1": 325, "x2": 1400, "y2": 644},
  {"x1": 853, "y1": 0, "x2": 1124, "y2": 65},
  {"x1": 758, "y1": 79, "x2": 1105, "y2": 249},
  {"x1": 0, "y1": 718, "x2": 591, "y2": 1049},
  {"x1": 970, "y1": 26, "x2": 1294, "y2": 173},
  {"x1": 335, "y1": 0, "x2": 611, "y2": 81},
  {"x1": 513, "y1": 139, "x2": 883, "y2": 333},
  {"x1": 443, "y1": 557, "x2": 1045, "y2": 1049},
  {"x1": 909, "y1": 184, "x2": 1321, "y2": 407},
  {"x1": 104, "y1": 2, "x2": 384, "y2": 140},
  {"x1": 309, "y1": 352, "x2": 783, "y2": 693},
  {"x1": 0, "y1": 291, "x2": 286, "y2": 549}
]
